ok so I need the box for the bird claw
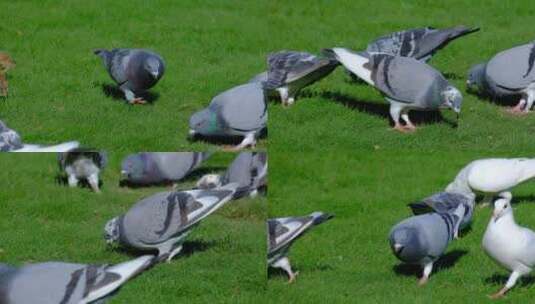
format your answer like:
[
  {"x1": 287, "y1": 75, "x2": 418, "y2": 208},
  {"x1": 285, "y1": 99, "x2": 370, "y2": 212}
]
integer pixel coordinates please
[
  {"x1": 287, "y1": 271, "x2": 299, "y2": 284},
  {"x1": 392, "y1": 125, "x2": 415, "y2": 133},
  {"x1": 129, "y1": 98, "x2": 147, "y2": 105},
  {"x1": 418, "y1": 276, "x2": 428, "y2": 286}
]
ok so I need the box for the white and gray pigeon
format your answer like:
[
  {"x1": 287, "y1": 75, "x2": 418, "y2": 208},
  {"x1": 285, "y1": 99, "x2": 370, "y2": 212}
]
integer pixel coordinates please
[
  {"x1": 189, "y1": 82, "x2": 267, "y2": 150},
  {"x1": 197, "y1": 152, "x2": 267, "y2": 199},
  {"x1": 408, "y1": 191, "x2": 475, "y2": 237},
  {"x1": 0, "y1": 120, "x2": 80, "y2": 152},
  {"x1": 268, "y1": 212, "x2": 334, "y2": 283},
  {"x1": 389, "y1": 204, "x2": 464, "y2": 285},
  {"x1": 0, "y1": 255, "x2": 154, "y2": 304},
  {"x1": 94, "y1": 48, "x2": 165, "y2": 104},
  {"x1": 263, "y1": 51, "x2": 339, "y2": 106},
  {"x1": 58, "y1": 149, "x2": 107, "y2": 193},
  {"x1": 446, "y1": 158, "x2": 535, "y2": 207},
  {"x1": 325, "y1": 49, "x2": 462, "y2": 132},
  {"x1": 482, "y1": 193, "x2": 535, "y2": 299},
  {"x1": 104, "y1": 185, "x2": 237, "y2": 263},
  {"x1": 467, "y1": 42, "x2": 535, "y2": 114},
  {"x1": 364, "y1": 26, "x2": 480, "y2": 62},
  {"x1": 121, "y1": 152, "x2": 211, "y2": 185}
]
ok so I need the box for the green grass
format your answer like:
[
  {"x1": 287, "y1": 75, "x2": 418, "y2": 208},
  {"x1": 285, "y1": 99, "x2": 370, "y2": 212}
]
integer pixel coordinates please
[
  {"x1": 0, "y1": 0, "x2": 268, "y2": 151},
  {"x1": 0, "y1": 152, "x2": 267, "y2": 303},
  {"x1": 268, "y1": 0, "x2": 535, "y2": 153},
  {"x1": 268, "y1": 150, "x2": 535, "y2": 303}
]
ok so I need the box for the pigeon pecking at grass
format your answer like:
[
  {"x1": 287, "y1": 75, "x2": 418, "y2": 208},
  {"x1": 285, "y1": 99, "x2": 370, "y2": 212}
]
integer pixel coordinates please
[
  {"x1": 0, "y1": 255, "x2": 154, "y2": 304},
  {"x1": 94, "y1": 48, "x2": 165, "y2": 104},
  {"x1": 189, "y1": 82, "x2": 267, "y2": 150},
  {"x1": 467, "y1": 42, "x2": 535, "y2": 114},
  {"x1": 0, "y1": 120, "x2": 80, "y2": 152},
  {"x1": 58, "y1": 149, "x2": 107, "y2": 193},
  {"x1": 482, "y1": 193, "x2": 535, "y2": 299},
  {"x1": 445, "y1": 158, "x2": 535, "y2": 207},
  {"x1": 268, "y1": 212, "x2": 333, "y2": 283},
  {"x1": 120, "y1": 152, "x2": 211, "y2": 186},
  {"x1": 104, "y1": 184, "x2": 237, "y2": 263},
  {"x1": 364, "y1": 26, "x2": 480, "y2": 62},
  {"x1": 408, "y1": 191, "x2": 475, "y2": 237},
  {"x1": 263, "y1": 51, "x2": 339, "y2": 106},
  {"x1": 325, "y1": 49, "x2": 462, "y2": 132},
  {"x1": 389, "y1": 203, "x2": 465, "y2": 286},
  {"x1": 197, "y1": 151, "x2": 267, "y2": 199}
]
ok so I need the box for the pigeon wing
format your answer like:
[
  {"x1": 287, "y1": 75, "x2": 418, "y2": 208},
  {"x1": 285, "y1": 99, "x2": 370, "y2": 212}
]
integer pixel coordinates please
[{"x1": 486, "y1": 43, "x2": 535, "y2": 91}]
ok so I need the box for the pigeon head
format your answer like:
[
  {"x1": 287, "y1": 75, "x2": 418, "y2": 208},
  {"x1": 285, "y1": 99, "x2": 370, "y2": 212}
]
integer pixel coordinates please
[
  {"x1": 492, "y1": 193, "x2": 513, "y2": 222},
  {"x1": 189, "y1": 108, "x2": 219, "y2": 135},
  {"x1": 144, "y1": 56, "x2": 163, "y2": 80},
  {"x1": 389, "y1": 226, "x2": 426, "y2": 263},
  {"x1": 121, "y1": 154, "x2": 146, "y2": 182},
  {"x1": 196, "y1": 174, "x2": 222, "y2": 189},
  {"x1": 466, "y1": 63, "x2": 486, "y2": 93},
  {"x1": 104, "y1": 217, "x2": 120, "y2": 244},
  {"x1": 441, "y1": 86, "x2": 462, "y2": 114}
]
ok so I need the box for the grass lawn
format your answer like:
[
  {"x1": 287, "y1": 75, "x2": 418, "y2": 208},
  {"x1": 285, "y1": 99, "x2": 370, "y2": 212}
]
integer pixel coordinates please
[
  {"x1": 268, "y1": 0, "x2": 535, "y2": 153},
  {"x1": 268, "y1": 150, "x2": 535, "y2": 303},
  {"x1": 0, "y1": 152, "x2": 267, "y2": 303},
  {"x1": 0, "y1": 0, "x2": 268, "y2": 151}
]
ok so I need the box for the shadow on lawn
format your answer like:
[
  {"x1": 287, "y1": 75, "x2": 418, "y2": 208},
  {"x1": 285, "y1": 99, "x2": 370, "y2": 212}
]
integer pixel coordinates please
[
  {"x1": 118, "y1": 166, "x2": 227, "y2": 189},
  {"x1": 393, "y1": 249, "x2": 468, "y2": 278},
  {"x1": 98, "y1": 83, "x2": 160, "y2": 104},
  {"x1": 108, "y1": 239, "x2": 216, "y2": 259},
  {"x1": 485, "y1": 273, "x2": 535, "y2": 288},
  {"x1": 465, "y1": 87, "x2": 520, "y2": 109},
  {"x1": 188, "y1": 129, "x2": 267, "y2": 147},
  {"x1": 309, "y1": 90, "x2": 457, "y2": 128}
]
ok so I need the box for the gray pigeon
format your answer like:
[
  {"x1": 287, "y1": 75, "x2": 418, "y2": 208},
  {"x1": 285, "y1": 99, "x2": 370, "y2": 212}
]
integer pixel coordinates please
[
  {"x1": 0, "y1": 120, "x2": 79, "y2": 152},
  {"x1": 365, "y1": 26, "x2": 480, "y2": 62},
  {"x1": 326, "y1": 49, "x2": 462, "y2": 132},
  {"x1": 268, "y1": 212, "x2": 334, "y2": 283},
  {"x1": 189, "y1": 82, "x2": 267, "y2": 150},
  {"x1": 263, "y1": 51, "x2": 339, "y2": 106},
  {"x1": 104, "y1": 185, "x2": 237, "y2": 262},
  {"x1": 467, "y1": 42, "x2": 535, "y2": 114},
  {"x1": 58, "y1": 149, "x2": 107, "y2": 193},
  {"x1": 94, "y1": 48, "x2": 165, "y2": 104},
  {"x1": 389, "y1": 205, "x2": 464, "y2": 285},
  {"x1": 408, "y1": 191, "x2": 475, "y2": 237},
  {"x1": 121, "y1": 152, "x2": 211, "y2": 185},
  {"x1": 197, "y1": 152, "x2": 267, "y2": 199},
  {"x1": 0, "y1": 255, "x2": 154, "y2": 304}
]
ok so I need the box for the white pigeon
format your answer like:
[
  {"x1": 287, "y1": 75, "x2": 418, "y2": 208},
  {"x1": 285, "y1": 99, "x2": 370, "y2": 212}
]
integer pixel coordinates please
[
  {"x1": 482, "y1": 193, "x2": 535, "y2": 299},
  {"x1": 446, "y1": 158, "x2": 535, "y2": 206}
]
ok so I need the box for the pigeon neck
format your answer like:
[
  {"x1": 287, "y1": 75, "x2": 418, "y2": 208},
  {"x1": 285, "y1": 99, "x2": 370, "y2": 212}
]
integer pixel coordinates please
[{"x1": 494, "y1": 210, "x2": 515, "y2": 227}]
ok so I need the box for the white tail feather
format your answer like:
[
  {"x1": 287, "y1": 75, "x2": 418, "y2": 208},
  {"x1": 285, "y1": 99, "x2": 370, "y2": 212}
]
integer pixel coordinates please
[
  {"x1": 331, "y1": 48, "x2": 374, "y2": 85},
  {"x1": 13, "y1": 141, "x2": 80, "y2": 152}
]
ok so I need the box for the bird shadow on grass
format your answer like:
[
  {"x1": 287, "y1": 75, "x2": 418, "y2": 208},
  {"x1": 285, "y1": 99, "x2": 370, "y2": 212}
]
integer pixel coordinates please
[
  {"x1": 443, "y1": 72, "x2": 463, "y2": 80},
  {"x1": 485, "y1": 273, "x2": 535, "y2": 288},
  {"x1": 97, "y1": 82, "x2": 160, "y2": 104},
  {"x1": 310, "y1": 90, "x2": 457, "y2": 128},
  {"x1": 188, "y1": 129, "x2": 267, "y2": 147},
  {"x1": 119, "y1": 166, "x2": 228, "y2": 189},
  {"x1": 105, "y1": 240, "x2": 216, "y2": 259},
  {"x1": 267, "y1": 263, "x2": 333, "y2": 280},
  {"x1": 55, "y1": 174, "x2": 104, "y2": 191},
  {"x1": 393, "y1": 249, "x2": 468, "y2": 278},
  {"x1": 465, "y1": 89, "x2": 520, "y2": 108}
]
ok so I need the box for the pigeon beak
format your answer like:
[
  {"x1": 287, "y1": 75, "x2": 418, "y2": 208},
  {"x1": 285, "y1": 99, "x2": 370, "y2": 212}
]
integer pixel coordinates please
[
  {"x1": 492, "y1": 210, "x2": 501, "y2": 223},
  {"x1": 120, "y1": 170, "x2": 129, "y2": 179},
  {"x1": 394, "y1": 243, "x2": 404, "y2": 254},
  {"x1": 151, "y1": 71, "x2": 159, "y2": 79},
  {"x1": 188, "y1": 129, "x2": 197, "y2": 138}
]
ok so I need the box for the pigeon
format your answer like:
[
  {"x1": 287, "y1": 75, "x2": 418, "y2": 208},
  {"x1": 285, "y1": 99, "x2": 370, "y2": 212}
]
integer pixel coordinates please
[
  {"x1": 189, "y1": 82, "x2": 267, "y2": 150},
  {"x1": 263, "y1": 51, "x2": 339, "y2": 106},
  {"x1": 364, "y1": 26, "x2": 480, "y2": 62},
  {"x1": 446, "y1": 158, "x2": 535, "y2": 206},
  {"x1": 197, "y1": 152, "x2": 267, "y2": 199},
  {"x1": 0, "y1": 51, "x2": 16, "y2": 97},
  {"x1": 0, "y1": 255, "x2": 154, "y2": 304},
  {"x1": 0, "y1": 120, "x2": 80, "y2": 152},
  {"x1": 482, "y1": 193, "x2": 535, "y2": 299},
  {"x1": 121, "y1": 152, "x2": 211, "y2": 185},
  {"x1": 389, "y1": 204, "x2": 464, "y2": 285},
  {"x1": 58, "y1": 149, "x2": 107, "y2": 193},
  {"x1": 104, "y1": 185, "x2": 237, "y2": 262},
  {"x1": 94, "y1": 48, "x2": 165, "y2": 104},
  {"x1": 467, "y1": 42, "x2": 535, "y2": 114},
  {"x1": 325, "y1": 49, "x2": 462, "y2": 132},
  {"x1": 268, "y1": 212, "x2": 334, "y2": 283},
  {"x1": 408, "y1": 191, "x2": 475, "y2": 237}
]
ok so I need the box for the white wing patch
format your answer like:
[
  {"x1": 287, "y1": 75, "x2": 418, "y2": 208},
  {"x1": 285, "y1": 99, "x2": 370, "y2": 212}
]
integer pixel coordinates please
[
  {"x1": 331, "y1": 48, "x2": 374, "y2": 85},
  {"x1": 275, "y1": 221, "x2": 303, "y2": 244},
  {"x1": 188, "y1": 196, "x2": 220, "y2": 220}
]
